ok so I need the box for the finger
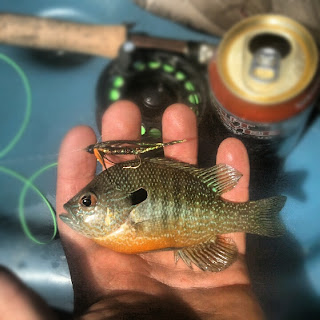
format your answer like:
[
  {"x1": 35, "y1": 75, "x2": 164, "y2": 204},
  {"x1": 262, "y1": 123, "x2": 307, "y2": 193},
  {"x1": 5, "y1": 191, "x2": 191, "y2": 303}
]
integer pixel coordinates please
[
  {"x1": 0, "y1": 267, "x2": 57, "y2": 320},
  {"x1": 101, "y1": 100, "x2": 141, "y2": 140},
  {"x1": 162, "y1": 103, "x2": 198, "y2": 165},
  {"x1": 101, "y1": 101, "x2": 141, "y2": 167},
  {"x1": 216, "y1": 138, "x2": 250, "y2": 254},
  {"x1": 216, "y1": 138, "x2": 249, "y2": 202},
  {"x1": 56, "y1": 125, "x2": 97, "y2": 243}
]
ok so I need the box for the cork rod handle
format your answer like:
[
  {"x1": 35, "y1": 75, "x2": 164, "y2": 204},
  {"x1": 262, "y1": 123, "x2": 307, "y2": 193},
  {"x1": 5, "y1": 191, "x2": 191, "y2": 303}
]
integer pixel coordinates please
[{"x1": 0, "y1": 13, "x2": 127, "y2": 58}]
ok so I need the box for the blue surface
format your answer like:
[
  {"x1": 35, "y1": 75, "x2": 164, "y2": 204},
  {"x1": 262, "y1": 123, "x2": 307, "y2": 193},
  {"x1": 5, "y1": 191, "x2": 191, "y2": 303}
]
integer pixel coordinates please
[
  {"x1": 0, "y1": 0, "x2": 319, "y2": 318},
  {"x1": 284, "y1": 118, "x2": 320, "y2": 295}
]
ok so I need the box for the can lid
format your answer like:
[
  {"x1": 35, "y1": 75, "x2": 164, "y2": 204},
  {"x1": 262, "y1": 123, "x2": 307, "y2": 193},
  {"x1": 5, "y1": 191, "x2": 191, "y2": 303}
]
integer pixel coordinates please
[{"x1": 217, "y1": 14, "x2": 318, "y2": 105}]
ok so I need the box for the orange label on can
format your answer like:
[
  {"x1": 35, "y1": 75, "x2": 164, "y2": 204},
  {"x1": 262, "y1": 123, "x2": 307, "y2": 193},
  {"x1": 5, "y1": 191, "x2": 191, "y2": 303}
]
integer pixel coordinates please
[{"x1": 209, "y1": 60, "x2": 320, "y2": 123}]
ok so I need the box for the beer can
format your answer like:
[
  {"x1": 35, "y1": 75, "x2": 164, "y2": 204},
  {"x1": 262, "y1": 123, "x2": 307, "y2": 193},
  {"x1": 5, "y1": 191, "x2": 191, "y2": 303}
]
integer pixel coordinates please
[{"x1": 208, "y1": 14, "x2": 320, "y2": 158}]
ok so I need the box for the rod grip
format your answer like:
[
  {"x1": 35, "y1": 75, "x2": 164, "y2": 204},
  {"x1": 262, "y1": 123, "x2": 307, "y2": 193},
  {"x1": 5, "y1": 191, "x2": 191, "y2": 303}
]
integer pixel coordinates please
[{"x1": 0, "y1": 13, "x2": 127, "y2": 58}]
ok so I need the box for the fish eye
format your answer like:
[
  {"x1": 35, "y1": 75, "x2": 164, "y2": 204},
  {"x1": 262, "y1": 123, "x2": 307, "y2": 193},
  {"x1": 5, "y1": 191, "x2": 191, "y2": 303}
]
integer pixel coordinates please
[{"x1": 79, "y1": 192, "x2": 97, "y2": 207}]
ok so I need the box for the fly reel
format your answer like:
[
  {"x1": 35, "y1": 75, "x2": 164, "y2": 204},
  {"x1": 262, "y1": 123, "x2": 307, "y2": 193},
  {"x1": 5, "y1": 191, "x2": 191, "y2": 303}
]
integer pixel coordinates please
[{"x1": 96, "y1": 48, "x2": 209, "y2": 139}]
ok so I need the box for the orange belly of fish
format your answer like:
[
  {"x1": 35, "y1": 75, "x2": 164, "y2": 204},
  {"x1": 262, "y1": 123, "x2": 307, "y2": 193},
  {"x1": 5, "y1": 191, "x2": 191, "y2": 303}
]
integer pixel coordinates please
[
  {"x1": 93, "y1": 235, "x2": 177, "y2": 254},
  {"x1": 92, "y1": 221, "x2": 202, "y2": 254}
]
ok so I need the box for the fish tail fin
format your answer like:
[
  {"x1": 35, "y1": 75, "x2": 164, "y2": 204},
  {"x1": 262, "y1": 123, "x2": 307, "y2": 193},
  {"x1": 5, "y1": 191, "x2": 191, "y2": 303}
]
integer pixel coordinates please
[{"x1": 243, "y1": 195, "x2": 286, "y2": 237}]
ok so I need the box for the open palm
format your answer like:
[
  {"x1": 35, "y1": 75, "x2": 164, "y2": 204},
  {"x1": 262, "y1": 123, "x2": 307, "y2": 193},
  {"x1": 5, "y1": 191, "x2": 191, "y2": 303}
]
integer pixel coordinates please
[{"x1": 56, "y1": 102, "x2": 264, "y2": 319}]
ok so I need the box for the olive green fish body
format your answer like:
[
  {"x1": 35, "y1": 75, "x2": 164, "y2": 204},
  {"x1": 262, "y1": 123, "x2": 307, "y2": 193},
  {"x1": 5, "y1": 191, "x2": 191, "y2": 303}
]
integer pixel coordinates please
[{"x1": 61, "y1": 157, "x2": 286, "y2": 271}]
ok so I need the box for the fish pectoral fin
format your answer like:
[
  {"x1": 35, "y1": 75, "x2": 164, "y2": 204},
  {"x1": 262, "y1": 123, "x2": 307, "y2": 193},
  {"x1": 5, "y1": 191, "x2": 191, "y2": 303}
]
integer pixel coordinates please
[
  {"x1": 129, "y1": 200, "x2": 155, "y2": 235},
  {"x1": 174, "y1": 236, "x2": 238, "y2": 272},
  {"x1": 130, "y1": 214, "x2": 155, "y2": 235}
]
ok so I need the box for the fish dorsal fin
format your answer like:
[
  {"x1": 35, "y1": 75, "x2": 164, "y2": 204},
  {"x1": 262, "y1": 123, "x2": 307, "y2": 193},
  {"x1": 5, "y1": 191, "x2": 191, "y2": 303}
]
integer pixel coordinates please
[
  {"x1": 175, "y1": 236, "x2": 238, "y2": 272},
  {"x1": 197, "y1": 163, "x2": 242, "y2": 195},
  {"x1": 147, "y1": 158, "x2": 242, "y2": 195}
]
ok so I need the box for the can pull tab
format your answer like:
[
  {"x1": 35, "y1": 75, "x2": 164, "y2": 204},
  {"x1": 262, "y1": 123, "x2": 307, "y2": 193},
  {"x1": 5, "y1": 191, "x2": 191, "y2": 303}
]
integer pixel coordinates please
[{"x1": 249, "y1": 47, "x2": 281, "y2": 82}]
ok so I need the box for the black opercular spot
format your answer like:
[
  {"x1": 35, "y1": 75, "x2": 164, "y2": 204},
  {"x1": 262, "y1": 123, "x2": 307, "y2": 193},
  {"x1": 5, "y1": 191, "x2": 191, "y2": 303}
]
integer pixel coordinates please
[{"x1": 129, "y1": 188, "x2": 148, "y2": 205}]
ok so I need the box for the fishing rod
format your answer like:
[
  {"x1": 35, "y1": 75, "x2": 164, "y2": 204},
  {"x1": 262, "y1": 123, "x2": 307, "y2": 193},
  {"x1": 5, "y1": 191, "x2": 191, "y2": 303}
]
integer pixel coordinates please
[{"x1": 0, "y1": 13, "x2": 217, "y2": 64}]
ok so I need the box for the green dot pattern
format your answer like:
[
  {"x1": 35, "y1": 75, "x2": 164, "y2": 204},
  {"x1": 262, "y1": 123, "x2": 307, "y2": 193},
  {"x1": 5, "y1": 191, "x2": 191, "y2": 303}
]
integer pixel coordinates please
[
  {"x1": 188, "y1": 93, "x2": 200, "y2": 105},
  {"x1": 163, "y1": 64, "x2": 174, "y2": 73},
  {"x1": 148, "y1": 61, "x2": 161, "y2": 69},
  {"x1": 109, "y1": 89, "x2": 121, "y2": 101},
  {"x1": 175, "y1": 71, "x2": 186, "y2": 81},
  {"x1": 185, "y1": 81, "x2": 195, "y2": 91},
  {"x1": 149, "y1": 128, "x2": 162, "y2": 139},
  {"x1": 110, "y1": 58, "x2": 203, "y2": 124},
  {"x1": 113, "y1": 76, "x2": 124, "y2": 88}
]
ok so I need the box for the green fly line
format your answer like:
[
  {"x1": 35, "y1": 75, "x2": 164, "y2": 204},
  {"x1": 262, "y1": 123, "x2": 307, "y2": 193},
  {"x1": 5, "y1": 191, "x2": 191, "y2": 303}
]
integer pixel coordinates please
[
  {"x1": 0, "y1": 164, "x2": 57, "y2": 244},
  {"x1": 0, "y1": 53, "x2": 57, "y2": 244},
  {"x1": 0, "y1": 53, "x2": 32, "y2": 158}
]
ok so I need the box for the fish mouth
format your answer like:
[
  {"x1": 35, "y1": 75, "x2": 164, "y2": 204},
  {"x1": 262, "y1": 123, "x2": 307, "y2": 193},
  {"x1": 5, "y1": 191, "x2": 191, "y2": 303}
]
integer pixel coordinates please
[{"x1": 60, "y1": 204, "x2": 78, "y2": 228}]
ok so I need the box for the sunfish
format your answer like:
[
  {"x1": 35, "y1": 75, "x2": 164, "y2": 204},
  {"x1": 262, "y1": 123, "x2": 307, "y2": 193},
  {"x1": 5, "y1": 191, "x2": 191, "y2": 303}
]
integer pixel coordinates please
[{"x1": 60, "y1": 158, "x2": 286, "y2": 272}]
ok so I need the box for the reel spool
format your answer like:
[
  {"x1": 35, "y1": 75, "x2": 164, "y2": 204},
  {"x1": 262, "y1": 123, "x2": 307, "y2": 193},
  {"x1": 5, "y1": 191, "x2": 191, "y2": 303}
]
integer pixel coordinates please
[{"x1": 96, "y1": 48, "x2": 209, "y2": 139}]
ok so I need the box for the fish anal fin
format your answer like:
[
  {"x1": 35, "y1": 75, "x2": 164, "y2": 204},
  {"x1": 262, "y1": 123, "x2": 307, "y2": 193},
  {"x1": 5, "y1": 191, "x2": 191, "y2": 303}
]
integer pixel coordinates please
[{"x1": 175, "y1": 236, "x2": 238, "y2": 272}]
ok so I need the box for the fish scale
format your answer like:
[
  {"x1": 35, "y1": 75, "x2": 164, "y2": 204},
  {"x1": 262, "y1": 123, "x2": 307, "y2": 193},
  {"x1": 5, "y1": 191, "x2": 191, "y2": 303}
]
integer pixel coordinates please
[{"x1": 61, "y1": 157, "x2": 286, "y2": 272}]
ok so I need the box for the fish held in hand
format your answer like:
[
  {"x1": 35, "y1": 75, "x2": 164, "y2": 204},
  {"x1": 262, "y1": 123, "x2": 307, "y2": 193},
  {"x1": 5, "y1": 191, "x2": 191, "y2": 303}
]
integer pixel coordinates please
[{"x1": 60, "y1": 158, "x2": 286, "y2": 272}]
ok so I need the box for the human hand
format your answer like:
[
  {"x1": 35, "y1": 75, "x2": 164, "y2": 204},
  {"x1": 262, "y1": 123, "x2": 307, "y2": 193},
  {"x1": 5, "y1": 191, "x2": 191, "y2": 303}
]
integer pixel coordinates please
[{"x1": 56, "y1": 101, "x2": 264, "y2": 319}]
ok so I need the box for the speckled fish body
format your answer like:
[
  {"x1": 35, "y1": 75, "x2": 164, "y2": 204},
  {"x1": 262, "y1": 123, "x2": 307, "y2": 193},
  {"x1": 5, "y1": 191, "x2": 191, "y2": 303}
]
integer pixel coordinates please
[{"x1": 61, "y1": 158, "x2": 286, "y2": 271}]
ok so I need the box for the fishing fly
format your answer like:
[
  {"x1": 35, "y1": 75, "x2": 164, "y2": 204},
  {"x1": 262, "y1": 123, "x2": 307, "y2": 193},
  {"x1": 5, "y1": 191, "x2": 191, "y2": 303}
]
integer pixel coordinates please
[{"x1": 86, "y1": 139, "x2": 186, "y2": 169}]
